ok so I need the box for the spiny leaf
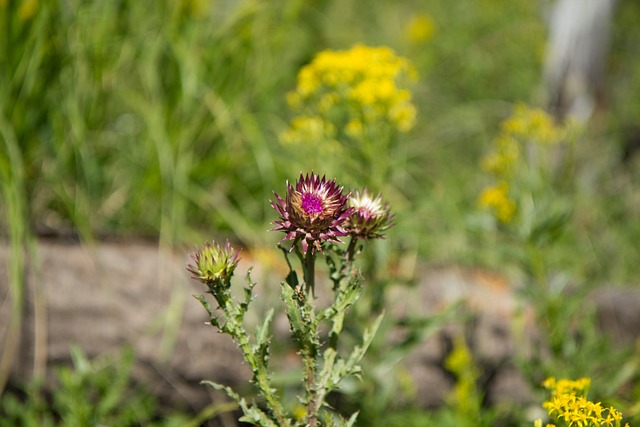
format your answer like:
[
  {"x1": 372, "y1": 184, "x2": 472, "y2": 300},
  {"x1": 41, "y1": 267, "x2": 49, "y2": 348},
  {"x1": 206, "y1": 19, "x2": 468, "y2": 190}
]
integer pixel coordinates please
[
  {"x1": 253, "y1": 308, "x2": 274, "y2": 366},
  {"x1": 193, "y1": 294, "x2": 213, "y2": 317},
  {"x1": 201, "y1": 381, "x2": 279, "y2": 427}
]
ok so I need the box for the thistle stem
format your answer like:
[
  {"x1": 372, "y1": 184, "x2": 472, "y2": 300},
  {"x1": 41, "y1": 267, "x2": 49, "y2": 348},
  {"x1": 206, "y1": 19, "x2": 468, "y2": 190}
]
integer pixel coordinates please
[
  {"x1": 303, "y1": 249, "x2": 316, "y2": 297},
  {"x1": 223, "y1": 301, "x2": 288, "y2": 426},
  {"x1": 298, "y1": 249, "x2": 320, "y2": 426},
  {"x1": 346, "y1": 236, "x2": 358, "y2": 265},
  {"x1": 305, "y1": 353, "x2": 318, "y2": 427}
]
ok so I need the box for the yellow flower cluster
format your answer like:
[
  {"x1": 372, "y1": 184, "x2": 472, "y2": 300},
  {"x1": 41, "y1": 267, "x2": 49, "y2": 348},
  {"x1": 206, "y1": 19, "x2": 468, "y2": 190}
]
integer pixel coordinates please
[
  {"x1": 535, "y1": 377, "x2": 629, "y2": 427},
  {"x1": 482, "y1": 104, "x2": 568, "y2": 178},
  {"x1": 478, "y1": 104, "x2": 574, "y2": 224},
  {"x1": 501, "y1": 104, "x2": 567, "y2": 145},
  {"x1": 478, "y1": 181, "x2": 516, "y2": 223},
  {"x1": 444, "y1": 336, "x2": 482, "y2": 419},
  {"x1": 282, "y1": 44, "x2": 418, "y2": 145}
]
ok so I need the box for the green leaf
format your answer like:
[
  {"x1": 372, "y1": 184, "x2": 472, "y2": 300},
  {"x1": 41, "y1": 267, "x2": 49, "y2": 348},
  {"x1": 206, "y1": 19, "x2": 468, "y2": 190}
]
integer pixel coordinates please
[
  {"x1": 193, "y1": 294, "x2": 213, "y2": 317},
  {"x1": 238, "y1": 268, "x2": 257, "y2": 319},
  {"x1": 255, "y1": 308, "x2": 274, "y2": 347},
  {"x1": 528, "y1": 208, "x2": 572, "y2": 246},
  {"x1": 281, "y1": 284, "x2": 307, "y2": 345},
  {"x1": 344, "y1": 313, "x2": 384, "y2": 375},
  {"x1": 201, "y1": 381, "x2": 279, "y2": 427},
  {"x1": 344, "y1": 411, "x2": 360, "y2": 427},
  {"x1": 253, "y1": 308, "x2": 274, "y2": 366}
]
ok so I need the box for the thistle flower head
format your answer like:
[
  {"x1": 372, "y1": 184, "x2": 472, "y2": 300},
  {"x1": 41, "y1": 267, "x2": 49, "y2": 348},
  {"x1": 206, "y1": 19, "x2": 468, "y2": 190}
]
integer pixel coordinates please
[
  {"x1": 187, "y1": 240, "x2": 240, "y2": 286},
  {"x1": 345, "y1": 189, "x2": 394, "y2": 239},
  {"x1": 271, "y1": 172, "x2": 352, "y2": 253}
]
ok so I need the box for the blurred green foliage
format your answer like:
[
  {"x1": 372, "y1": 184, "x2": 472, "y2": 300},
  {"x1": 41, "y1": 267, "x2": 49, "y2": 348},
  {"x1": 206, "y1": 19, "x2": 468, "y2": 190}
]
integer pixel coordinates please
[
  {"x1": 0, "y1": 0, "x2": 550, "y2": 248},
  {"x1": 0, "y1": 346, "x2": 192, "y2": 426}
]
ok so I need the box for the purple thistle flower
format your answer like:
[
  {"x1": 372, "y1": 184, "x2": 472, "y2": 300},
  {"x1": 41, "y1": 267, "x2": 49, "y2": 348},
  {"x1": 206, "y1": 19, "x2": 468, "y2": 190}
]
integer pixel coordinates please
[
  {"x1": 271, "y1": 172, "x2": 353, "y2": 253},
  {"x1": 345, "y1": 189, "x2": 394, "y2": 240},
  {"x1": 187, "y1": 240, "x2": 240, "y2": 286}
]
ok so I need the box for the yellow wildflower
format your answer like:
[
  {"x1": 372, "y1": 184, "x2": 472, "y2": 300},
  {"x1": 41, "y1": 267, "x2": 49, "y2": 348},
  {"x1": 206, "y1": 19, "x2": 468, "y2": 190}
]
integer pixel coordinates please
[
  {"x1": 501, "y1": 104, "x2": 565, "y2": 145},
  {"x1": 405, "y1": 13, "x2": 436, "y2": 45},
  {"x1": 280, "y1": 116, "x2": 330, "y2": 144},
  {"x1": 444, "y1": 336, "x2": 482, "y2": 420},
  {"x1": 345, "y1": 119, "x2": 363, "y2": 138},
  {"x1": 389, "y1": 103, "x2": 417, "y2": 133},
  {"x1": 478, "y1": 182, "x2": 516, "y2": 223},
  {"x1": 481, "y1": 135, "x2": 519, "y2": 177},
  {"x1": 540, "y1": 377, "x2": 628, "y2": 427},
  {"x1": 282, "y1": 44, "x2": 418, "y2": 145}
]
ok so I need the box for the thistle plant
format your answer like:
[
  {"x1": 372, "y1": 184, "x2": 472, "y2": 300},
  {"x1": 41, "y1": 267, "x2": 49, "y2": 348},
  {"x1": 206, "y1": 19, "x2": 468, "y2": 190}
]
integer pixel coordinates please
[{"x1": 187, "y1": 172, "x2": 393, "y2": 426}]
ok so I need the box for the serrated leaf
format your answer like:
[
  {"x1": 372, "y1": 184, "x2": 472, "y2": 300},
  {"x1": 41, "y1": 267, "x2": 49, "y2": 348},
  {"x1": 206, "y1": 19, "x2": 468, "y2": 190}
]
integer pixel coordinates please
[
  {"x1": 238, "y1": 407, "x2": 279, "y2": 427},
  {"x1": 319, "y1": 347, "x2": 338, "y2": 388},
  {"x1": 201, "y1": 380, "x2": 242, "y2": 404},
  {"x1": 281, "y1": 284, "x2": 306, "y2": 344},
  {"x1": 193, "y1": 294, "x2": 213, "y2": 317},
  {"x1": 253, "y1": 308, "x2": 274, "y2": 366},
  {"x1": 329, "y1": 311, "x2": 345, "y2": 345},
  {"x1": 255, "y1": 308, "x2": 274, "y2": 347},
  {"x1": 202, "y1": 381, "x2": 279, "y2": 427}
]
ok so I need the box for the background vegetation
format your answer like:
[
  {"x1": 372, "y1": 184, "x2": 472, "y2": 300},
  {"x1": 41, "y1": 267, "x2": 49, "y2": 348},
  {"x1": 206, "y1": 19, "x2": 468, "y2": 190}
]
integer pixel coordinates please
[{"x1": 2, "y1": 0, "x2": 640, "y2": 425}]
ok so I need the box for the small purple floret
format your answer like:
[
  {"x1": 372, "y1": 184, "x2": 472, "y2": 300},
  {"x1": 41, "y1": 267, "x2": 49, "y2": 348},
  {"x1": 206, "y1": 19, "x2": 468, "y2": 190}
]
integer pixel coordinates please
[{"x1": 302, "y1": 193, "x2": 323, "y2": 215}]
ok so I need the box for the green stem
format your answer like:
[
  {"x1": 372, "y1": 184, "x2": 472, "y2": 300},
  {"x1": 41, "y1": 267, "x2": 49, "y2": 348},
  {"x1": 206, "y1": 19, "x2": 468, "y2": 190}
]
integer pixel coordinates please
[
  {"x1": 223, "y1": 302, "x2": 288, "y2": 426},
  {"x1": 346, "y1": 236, "x2": 358, "y2": 265},
  {"x1": 304, "y1": 349, "x2": 318, "y2": 427},
  {"x1": 302, "y1": 309, "x2": 319, "y2": 427},
  {"x1": 300, "y1": 249, "x2": 320, "y2": 426},
  {"x1": 303, "y1": 249, "x2": 316, "y2": 297}
]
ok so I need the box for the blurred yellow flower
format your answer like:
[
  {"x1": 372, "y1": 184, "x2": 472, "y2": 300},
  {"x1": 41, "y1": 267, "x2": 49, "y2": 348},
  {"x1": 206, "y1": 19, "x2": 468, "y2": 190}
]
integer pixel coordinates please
[
  {"x1": 345, "y1": 119, "x2": 363, "y2": 138},
  {"x1": 478, "y1": 103, "x2": 581, "y2": 229},
  {"x1": 444, "y1": 336, "x2": 482, "y2": 420},
  {"x1": 18, "y1": 0, "x2": 39, "y2": 21},
  {"x1": 501, "y1": 104, "x2": 565, "y2": 145},
  {"x1": 405, "y1": 13, "x2": 436, "y2": 45},
  {"x1": 283, "y1": 44, "x2": 418, "y2": 144},
  {"x1": 479, "y1": 182, "x2": 516, "y2": 223},
  {"x1": 280, "y1": 115, "x2": 332, "y2": 144},
  {"x1": 481, "y1": 135, "x2": 519, "y2": 177}
]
